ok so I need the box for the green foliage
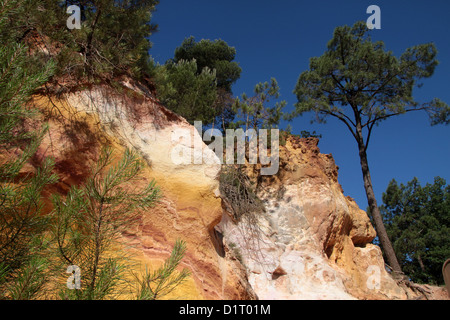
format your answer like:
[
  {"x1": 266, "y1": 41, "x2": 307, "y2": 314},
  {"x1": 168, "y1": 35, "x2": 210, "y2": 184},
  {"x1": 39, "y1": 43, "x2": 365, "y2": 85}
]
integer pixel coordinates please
[
  {"x1": 0, "y1": 157, "x2": 58, "y2": 271},
  {"x1": 379, "y1": 177, "x2": 450, "y2": 285},
  {"x1": 6, "y1": 256, "x2": 49, "y2": 300},
  {"x1": 161, "y1": 36, "x2": 242, "y2": 128},
  {"x1": 232, "y1": 78, "x2": 286, "y2": 131},
  {"x1": 0, "y1": 40, "x2": 55, "y2": 158},
  {"x1": 52, "y1": 147, "x2": 162, "y2": 300},
  {"x1": 0, "y1": 1, "x2": 191, "y2": 300},
  {"x1": 133, "y1": 239, "x2": 190, "y2": 300},
  {"x1": 73, "y1": 0, "x2": 159, "y2": 79},
  {"x1": 298, "y1": 130, "x2": 321, "y2": 139},
  {"x1": 0, "y1": 0, "x2": 57, "y2": 299},
  {"x1": 0, "y1": 262, "x2": 8, "y2": 297},
  {"x1": 292, "y1": 21, "x2": 449, "y2": 142},
  {"x1": 173, "y1": 36, "x2": 241, "y2": 92},
  {"x1": 9, "y1": 0, "x2": 159, "y2": 81},
  {"x1": 155, "y1": 59, "x2": 218, "y2": 125}
]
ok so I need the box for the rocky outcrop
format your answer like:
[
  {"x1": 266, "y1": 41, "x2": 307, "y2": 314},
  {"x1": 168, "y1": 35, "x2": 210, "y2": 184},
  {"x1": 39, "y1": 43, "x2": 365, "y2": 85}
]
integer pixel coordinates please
[
  {"x1": 25, "y1": 79, "x2": 445, "y2": 300},
  {"x1": 30, "y1": 80, "x2": 253, "y2": 300},
  {"x1": 218, "y1": 137, "x2": 422, "y2": 300}
]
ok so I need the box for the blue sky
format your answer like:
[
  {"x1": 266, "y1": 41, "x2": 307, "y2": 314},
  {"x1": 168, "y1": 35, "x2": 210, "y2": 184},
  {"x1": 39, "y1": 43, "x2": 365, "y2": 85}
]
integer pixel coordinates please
[{"x1": 149, "y1": 0, "x2": 450, "y2": 210}]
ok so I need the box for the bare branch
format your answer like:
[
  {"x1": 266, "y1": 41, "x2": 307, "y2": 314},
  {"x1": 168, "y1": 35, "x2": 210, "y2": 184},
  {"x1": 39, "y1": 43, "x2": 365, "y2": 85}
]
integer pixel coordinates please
[{"x1": 318, "y1": 109, "x2": 358, "y2": 142}]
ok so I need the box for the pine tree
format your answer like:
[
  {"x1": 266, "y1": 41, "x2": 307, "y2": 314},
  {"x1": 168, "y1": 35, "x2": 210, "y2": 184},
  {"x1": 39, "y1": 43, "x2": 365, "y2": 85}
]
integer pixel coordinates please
[
  {"x1": 133, "y1": 239, "x2": 190, "y2": 300},
  {"x1": 52, "y1": 147, "x2": 162, "y2": 300},
  {"x1": 380, "y1": 177, "x2": 450, "y2": 285},
  {"x1": 0, "y1": 0, "x2": 57, "y2": 299},
  {"x1": 12, "y1": 0, "x2": 160, "y2": 82},
  {"x1": 292, "y1": 21, "x2": 449, "y2": 276},
  {"x1": 155, "y1": 59, "x2": 218, "y2": 125},
  {"x1": 171, "y1": 37, "x2": 242, "y2": 129},
  {"x1": 173, "y1": 36, "x2": 241, "y2": 93},
  {"x1": 73, "y1": 0, "x2": 159, "y2": 79},
  {"x1": 233, "y1": 78, "x2": 286, "y2": 131}
]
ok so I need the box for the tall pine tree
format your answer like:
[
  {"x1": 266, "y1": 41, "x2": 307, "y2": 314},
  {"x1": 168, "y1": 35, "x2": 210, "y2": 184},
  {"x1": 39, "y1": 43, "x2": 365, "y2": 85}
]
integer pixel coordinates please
[{"x1": 292, "y1": 21, "x2": 449, "y2": 275}]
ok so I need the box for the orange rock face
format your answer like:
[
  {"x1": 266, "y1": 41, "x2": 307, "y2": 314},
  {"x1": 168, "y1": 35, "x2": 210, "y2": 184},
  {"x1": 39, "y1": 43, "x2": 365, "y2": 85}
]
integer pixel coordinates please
[
  {"x1": 28, "y1": 81, "x2": 253, "y2": 300},
  {"x1": 21, "y1": 80, "x2": 444, "y2": 300},
  {"x1": 219, "y1": 137, "x2": 434, "y2": 299}
]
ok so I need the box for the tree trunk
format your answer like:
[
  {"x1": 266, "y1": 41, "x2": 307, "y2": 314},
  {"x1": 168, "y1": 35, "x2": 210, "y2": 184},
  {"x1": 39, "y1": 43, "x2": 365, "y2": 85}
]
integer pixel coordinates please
[
  {"x1": 357, "y1": 141, "x2": 403, "y2": 275},
  {"x1": 417, "y1": 254, "x2": 426, "y2": 272}
]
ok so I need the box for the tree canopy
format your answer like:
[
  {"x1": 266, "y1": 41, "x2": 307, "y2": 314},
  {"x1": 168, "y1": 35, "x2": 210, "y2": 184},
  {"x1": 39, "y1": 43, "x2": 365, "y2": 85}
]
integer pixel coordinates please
[
  {"x1": 173, "y1": 36, "x2": 241, "y2": 92},
  {"x1": 380, "y1": 177, "x2": 450, "y2": 285},
  {"x1": 155, "y1": 37, "x2": 243, "y2": 128},
  {"x1": 293, "y1": 21, "x2": 449, "y2": 145},
  {"x1": 154, "y1": 59, "x2": 218, "y2": 125},
  {"x1": 9, "y1": 0, "x2": 159, "y2": 82}
]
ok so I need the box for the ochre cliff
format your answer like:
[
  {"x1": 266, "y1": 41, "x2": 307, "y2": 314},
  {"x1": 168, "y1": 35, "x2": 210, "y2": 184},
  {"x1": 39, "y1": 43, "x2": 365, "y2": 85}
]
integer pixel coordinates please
[
  {"x1": 28, "y1": 80, "x2": 253, "y2": 300},
  {"x1": 218, "y1": 136, "x2": 446, "y2": 300},
  {"x1": 23, "y1": 79, "x2": 446, "y2": 300}
]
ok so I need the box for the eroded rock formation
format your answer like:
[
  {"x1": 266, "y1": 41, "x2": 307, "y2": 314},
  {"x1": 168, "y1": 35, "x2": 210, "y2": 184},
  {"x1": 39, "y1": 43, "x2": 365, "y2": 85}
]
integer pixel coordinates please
[
  {"x1": 218, "y1": 137, "x2": 431, "y2": 300},
  {"x1": 22, "y1": 79, "x2": 446, "y2": 300},
  {"x1": 30, "y1": 80, "x2": 253, "y2": 299}
]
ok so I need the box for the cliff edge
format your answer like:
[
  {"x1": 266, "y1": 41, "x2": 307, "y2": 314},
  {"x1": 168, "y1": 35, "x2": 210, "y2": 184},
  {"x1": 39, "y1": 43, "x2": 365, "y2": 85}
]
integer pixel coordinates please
[{"x1": 23, "y1": 79, "x2": 447, "y2": 300}]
